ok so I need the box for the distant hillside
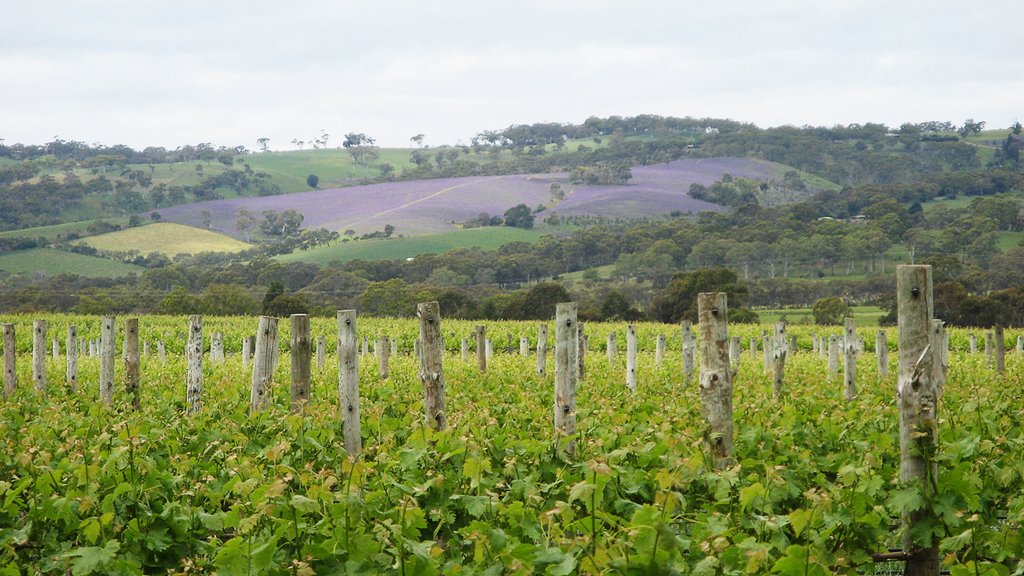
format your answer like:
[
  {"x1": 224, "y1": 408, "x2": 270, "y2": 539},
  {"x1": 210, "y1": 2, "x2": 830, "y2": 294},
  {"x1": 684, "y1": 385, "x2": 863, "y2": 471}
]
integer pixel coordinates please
[
  {"x1": 0, "y1": 248, "x2": 143, "y2": 278},
  {"x1": 75, "y1": 222, "x2": 251, "y2": 256},
  {"x1": 156, "y1": 157, "x2": 800, "y2": 238}
]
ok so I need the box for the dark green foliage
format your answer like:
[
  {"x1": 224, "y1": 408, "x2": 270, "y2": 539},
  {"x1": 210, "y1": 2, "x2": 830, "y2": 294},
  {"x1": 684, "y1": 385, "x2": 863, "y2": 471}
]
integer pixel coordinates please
[
  {"x1": 306, "y1": 174, "x2": 319, "y2": 188},
  {"x1": 598, "y1": 290, "x2": 644, "y2": 321},
  {"x1": 263, "y1": 293, "x2": 309, "y2": 317},
  {"x1": 812, "y1": 296, "x2": 850, "y2": 325},
  {"x1": 503, "y1": 204, "x2": 534, "y2": 229},
  {"x1": 649, "y1": 267, "x2": 751, "y2": 324}
]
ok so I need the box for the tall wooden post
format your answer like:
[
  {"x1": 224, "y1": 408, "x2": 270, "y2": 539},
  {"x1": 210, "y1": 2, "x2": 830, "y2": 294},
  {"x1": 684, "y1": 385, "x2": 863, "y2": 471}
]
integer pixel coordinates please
[
  {"x1": 827, "y1": 335, "x2": 839, "y2": 378},
  {"x1": 772, "y1": 321, "x2": 787, "y2": 400},
  {"x1": 378, "y1": 337, "x2": 390, "y2": 379},
  {"x1": 994, "y1": 325, "x2": 1005, "y2": 374},
  {"x1": 290, "y1": 314, "x2": 311, "y2": 412},
  {"x1": 682, "y1": 321, "x2": 695, "y2": 384},
  {"x1": 698, "y1": 293, "x2": 733, "y2": 469},
  {"x1": 485, "y1": 339, "x2": 493, "y2": 361},
  {"x1": 876, "y1": 330, "x2": 888, "y2": 378},
  {"x1": 125, "y1": 318, "x2": 140, "y2": 410},
  {"x1": 843, "y1": 317, "x2": 857, "y2": 400},
  {"x1": 625, "y1": 325, "x2": 637, "y2": 393},
  {"x1": 210, "y1": 332, "x2": 224, "y2": 363},
  {"x1": 2, "y1": 324, "x2": 15, "y2": 398},
  {"x1": 607, "y1": 332, "x2": 617, "y2": 362},
  {"x1": 66, "y1": 326, "x2": 78, "y2": 393},
  {"x1": 316, "y1": 335, "x2": 326, "y2": 372},
  {"x1": 656, "y1": 334, "x2": 667, "y2": 367},
  {"x1": 250, "y1": 316, "x2": 278, "y2": 413},
  {"x1": 33, "y1": 320, "x2": 47, "y2": 395},
  {"x1": 554, "y1": 302, "x2": 578, "y2": 457},
  {"x1": 896, "y1": 264, "x2": 940, "y2": 575},
  {"x1": 536, "y1": 324, "x2": 548, "y2": 376},
  {"x1": 475, "y1": 325, "x2": 486, "y2": 373},
  {"x1": 338, "y1": 310, "x2": 360, "y2": 454},
  {"x1": 186, "y1": 315, "x2": 203, "y2": 413},
  {"x1": 418, "y1": 302, "x2": 446, "y2": 431},
  {"x1": 100, "y1": 317, "x2": 115, "y2": 405}
]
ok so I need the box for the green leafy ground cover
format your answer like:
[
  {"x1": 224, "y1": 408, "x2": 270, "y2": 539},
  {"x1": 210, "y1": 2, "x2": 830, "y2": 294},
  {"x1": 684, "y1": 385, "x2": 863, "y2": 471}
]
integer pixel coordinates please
[{"x1": 0, "y1": 315, "x2": 1021, "y2": 574}]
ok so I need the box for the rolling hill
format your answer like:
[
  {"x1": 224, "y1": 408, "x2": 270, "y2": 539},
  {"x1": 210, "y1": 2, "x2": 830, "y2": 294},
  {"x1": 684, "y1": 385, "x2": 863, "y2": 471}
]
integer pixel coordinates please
[
  {"x1": 75, "y1": 222, "x2": 252, "y2": 256},
  {"x1": 155, "y1": 157, "x2": 790, "y2": 238}
]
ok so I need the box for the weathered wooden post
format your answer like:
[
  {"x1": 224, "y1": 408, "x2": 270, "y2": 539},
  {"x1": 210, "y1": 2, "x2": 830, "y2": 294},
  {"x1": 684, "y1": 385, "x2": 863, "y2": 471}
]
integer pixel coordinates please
[
  {"x1": 33, "y1": 320, "x2": 47, "y2": 395},
  {"x1": 66, "y1": 326, "x2": 78, "y2": 393},
  {"x1": 811, "y1": 333, "x2": 818, "y2": 353},
  {"x1": 876, "y1": 330, "x2": 888, "y2": 378},
  {"x1": 361, "y1": 336, "x2": 369, "y2": 357},
  {"x1": 378, "y1": 337, "x2": 390, "y2": 379},
  {"x1": 242, "y1": 336, "x2": 252, "y2": 368},
  {"x1": 520, "y1": 337, "x2": 529, "y2": 357},
  {"x1": 418, "y1": 302, "x2": 446, "y2": 431},
  {"x1": 390, "y1": 337, "x2": 397, "y2": 356},
  {"x1": 827, "y1": 335, "x2": 839, "y2": 378},
  {"x1": 125, "y1": 318, "x2": 140, "y2": 410},
  {"x1": 749, "y1": 336, "x2": 758, "y2": 359},
  {"x1": 994, "y1": 325, "x2": 1005, "y2": 374},
  {"x1": 338, "y1": 310, "x2": 360, "y2": 454},
  {"x1": 143, "y1": 341, "x2": 150, "y2": 358},
  {"x1": 985, "y1": 331, "x2": 994, "y2": 368},
  {"x1": 186, "y1": 315, "x2": 203, "y2": 413},
  {"x1": 536, "y1": 324, "x2": 548, "y2": 376},
  {"x1": 157, "y1": 341, "x2": 166, "y2": 362},
  {"x1": 789, "y1": 334, "x2": 798, "y2": 354},
  {"x1": 625, "y1": 325, "x2": 638, "y2": 393},
  {"x1": 577, "y1": 322, "x2": 586, "y2": 380},
  {"x1": 554, "y1": 302, "x2": 578, "y2": 457},
  {"x1": 250, "y1": 316, "x2": 278, "y2": 413},
  {"x1": 1017, "y1": 335, "x2": 1023, "y2": 354},
  {"x1": 762, "y1": 331, "x2": 771, "y2": 373},
  {"x1": 210, "y1": 332, "x2": 225, "y2": 363},
  {"x1": 843, "y1": 317, "x2": 857, "y2": 400},
  {"x1": 682, "y1": 321, "x2": 695, "y2": 384},
  {"x1": 316, "y1": 335, "x2": 326, "y2": 372},
  {"x1": 896, "y1": 264, "x2": 940, "y2": 575},
  {"x1": 968, "y1": 333, "x2": 977, "y2": 354},
  {"x1": 818, "y1": 335, "x2": 826, "y2": 359},
  {"x1": 100, "y1": 317, "x2": 115, "y2": 405},
  {"x1": 607, "y1": 332, "x2": 617, "y2": 362},
  {"x1": 2, "y1": 324, "x2": 15, "y2": 398},
  {"x1": 290, "y1": 314, "x2": 311, "y2": 412},
  {"x1": 656, "y1": 334, "x2": 667, "y2": 367},
  {"x1": 475, "y1": 325, "x2": 486, "y2": 373},
  {"x1": 729, "y1": 336, "x2": 741, "y2": 373},
  {"x1": 698, "y1": 293, "x2": 733, "y2": 469},
  {"x1": 461, "y1": 338, "x2": 468, "y2": 361},
  {"x1": 772, "y1": 321, "x2": 787, "y2": 400},
  {"x1": 51, "y1": 338, "x2": 59, "y2": 361}
]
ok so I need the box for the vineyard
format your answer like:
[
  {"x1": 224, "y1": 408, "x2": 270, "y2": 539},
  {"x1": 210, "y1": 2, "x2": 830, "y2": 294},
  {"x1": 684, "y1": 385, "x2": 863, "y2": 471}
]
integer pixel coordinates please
[{"x1": 0, "y1": 303, "x2": 1022, "y2": 575}]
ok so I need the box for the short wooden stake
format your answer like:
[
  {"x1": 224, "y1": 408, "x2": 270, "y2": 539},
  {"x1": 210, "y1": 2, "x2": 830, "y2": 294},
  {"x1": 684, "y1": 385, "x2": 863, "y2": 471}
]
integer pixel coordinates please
[
  {"x1": 418, "y1": 302, "x2": 446, "y2": 431},
  {"x1": 554, "y1": 302, "x2": 578, "y2": 457},
  {"x1": 876, "y1": 330, "x2": 888, "y2": 378},
  {"x1": 338, "y1": 310, "x2": 360, "y2": 454},
  {"x1": 729, "y1": 336, "x2": 741, "y2": 373},
  {"x1": 485, "y1": 339, "x2": 493, "y2": 361},
  {"x1": 827, "y1": 335, "x2": 839, "y2": 378},
  {"x1": 125, "y1": 318, "x2": 140, "y2": 410},
  {"x1": 520, "y1": 337, "x2": 529, "y2": 357},
  {"x1": 461, "y1": 338, "x2": 468, "y2": 361},
  {"x1": 33, "y1": 320, "x2": 47, "y2": 395},
  {"x1": 250, "y1": 316, "x2": 277, "y2": 413},
  {"x1": 186, "y1": 315, "x2": 203, "y2": 413},
  {"x1": 698, "y1": 292, "x2": 733, "y2": 469},
  {"x1": 1017, "y1": 335, "x2": 1023, "y2": 353},
  {"x1": 985, "y1": 331, "x2": 993, "y2": 368},
  {"x1": 681, "y1": 321, "x2": 695, "y2": 384},
  {"x1": 762, "y1": 332, "x2": 771, "y2": 373},
  {"x1": 2, "y1": 324, "x2": 15, "y2": 398},
  {"x1": 843, "y1": 317, "x2": 857, "y2": 400},
  {"x1": 772, "y1": 321, "x2": 787, "y2": 400},
  {"x1": 607, "y1": 332, "x2": 617, "y2": 362},
  {"x1": 390, "y1": 337, "x2": 397, "y2": 356},
  {"x1": 52, "y1": 338, "x2": 59, "y2": 361},
  {"x1": 656, "y1": 334, "x2": 667, "y2": 367},
  {"x1": 290, "y1": 314, "x2": 311, "y2": 412},
  {"x1": 968, "y1": 333, "x2": 977, "y2": 353},
  {"x1": 143, "y1": 341, "x2": 150, "y2": 357},
  {"x1": 749, "y1": 336, "x2": 758, "y2": 359},
  {"x1": 896, "y1": 264, "x2": 940, "y2": 575},
  {"x1": 157, "y1": 341, "x2": 166, "y2": 362},
  {"x1": 100, "y1": 317, "x2": 115, "y2": 405},
  {"x1": 378, "y1": 337, "x2": 390, "y2": 379},
  {"x1": 475, "y1": 325, "x2": 486, "y2": 373},
  {"x1": 66, "y1": 326, "x2": 78, "y2": 393},
  {"x1": 625, "y1": 325, "x2": 638, "y2": 393},
  {"x1": 577, "y1": 322, "x2": 586, "y2": 380},
  {"x1": 994, "y1": 325, "x2": 1005, "y2": 374},
  {"x1": 536, "y1": 324, "x2": 548, "y2": 376},
  {"x1": 316, "y1": 335, "x2": 326, "y2": 371}
]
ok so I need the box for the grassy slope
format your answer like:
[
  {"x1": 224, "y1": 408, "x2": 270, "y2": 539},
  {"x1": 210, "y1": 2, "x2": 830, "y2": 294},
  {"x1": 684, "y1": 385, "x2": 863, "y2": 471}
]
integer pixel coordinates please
[
  {"x1": 0, "y1": 218, "x2": 129, "y2": 240},
  {"x1": 276, "y1": 226, "x2": 548, "y2": 265},
  {"x1": 76, "y1": 222, "x2": 251, "y2": 256},
  {"x1": 0, "y1": 248, "x2": 142, "y2": 277}
]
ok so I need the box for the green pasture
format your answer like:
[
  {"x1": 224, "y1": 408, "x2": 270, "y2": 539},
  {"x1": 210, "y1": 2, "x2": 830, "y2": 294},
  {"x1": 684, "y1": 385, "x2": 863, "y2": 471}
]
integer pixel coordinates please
[
  {"x1": 276, "y1": 226, "x2": 548, "y2": 265},
  {"x1": 0, "y1": 248, "x2": 142, "y2": 278},
  {"x1": 75, "y1": 222, "x2": 251, "y2": 256}
]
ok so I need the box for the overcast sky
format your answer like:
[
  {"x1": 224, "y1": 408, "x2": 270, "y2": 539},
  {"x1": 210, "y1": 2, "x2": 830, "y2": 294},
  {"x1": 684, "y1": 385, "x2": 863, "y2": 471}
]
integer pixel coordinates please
[{"x1": 2, "y1": 0, "x2": 1021, "y2": 150}]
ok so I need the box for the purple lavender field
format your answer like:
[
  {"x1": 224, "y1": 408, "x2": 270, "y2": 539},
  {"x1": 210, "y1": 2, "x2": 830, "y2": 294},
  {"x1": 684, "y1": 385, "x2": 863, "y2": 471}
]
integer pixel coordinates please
[{"x1": 157, "y1": 158, "x2": 781, "y2": 238}]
